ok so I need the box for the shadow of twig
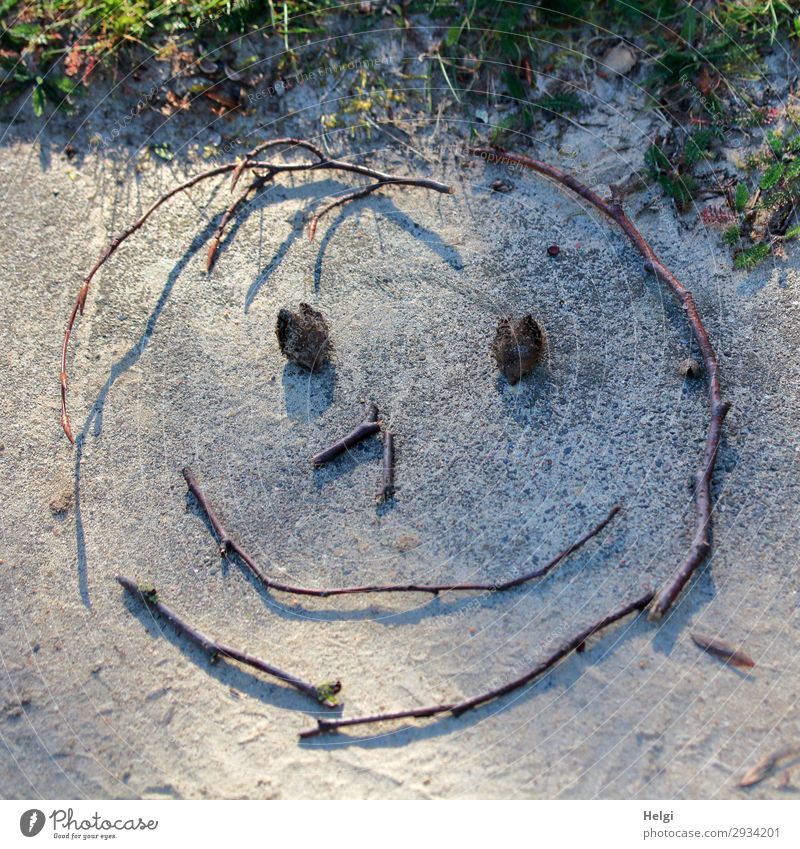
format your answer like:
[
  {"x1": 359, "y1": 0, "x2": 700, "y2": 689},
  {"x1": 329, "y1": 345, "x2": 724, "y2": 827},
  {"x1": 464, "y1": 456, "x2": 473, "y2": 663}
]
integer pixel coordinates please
[
  {"x1": 120, "y1": 592, "x2": 340, "y2": 718},
  {"x1": 313, "y1": 198, "x2": 463, "y2": 291},
  {"x1": 73, "y1": 216, "x2": 221, "y2": 606},
  {"x1": 298, "y1": 611, "x2": 648, "y2": 749}
]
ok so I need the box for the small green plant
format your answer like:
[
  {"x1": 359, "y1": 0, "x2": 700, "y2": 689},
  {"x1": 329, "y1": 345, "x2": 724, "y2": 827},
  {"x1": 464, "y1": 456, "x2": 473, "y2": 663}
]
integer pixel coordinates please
[
  {"x1": 645, "y1": 128, "x2": 719, "y2": 211},
  {"x1": 716, "y1": 131, "x2": 800, "y2": 269},
  {"x1": 717, "y1": 0, "x2": 798, "y2": 43},
  {"x1": 138, "y1": 582, "x2": 158, "y2": 602},
  {"x1": 734, "y1": 182, "x2": 750, "y2": 211},
  {"x1": 315, "y1": 681, "x2": 342, "y2": 706},
  {"x1": 723, "y1": 224, "x2": 742, "y2": 245},
  {"x1": 734, "y1": 242, "x2": 771, "y2": 269}
]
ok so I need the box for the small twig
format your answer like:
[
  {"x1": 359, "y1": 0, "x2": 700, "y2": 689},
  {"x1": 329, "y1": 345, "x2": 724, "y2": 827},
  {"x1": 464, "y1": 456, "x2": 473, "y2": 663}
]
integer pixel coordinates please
[
  {"x1": 183, "y1": 467, "x2": 620, "y2": 598},
  {"x1": 230, "y1": 137, "x2": 326, "y2": 192},
  {"x1": 376, "y1": 430, "x2": 395, "y2": 502},
  {"x1": 183, "y1": 467, "x2": 233, "y2": 557},
  {"x1": 691, "y1": 632, "x2": 755, "y2": 670},
  {"x1": 299, "y1": 591, "x2": 653, "y2": 737},
  {"x1": 207, "y1": 170, "x2": 274, "y2": 271},
  {"x1": 311, "y1": 408, "x2": 382, "y2": 466},
  {"x1": 116, "y1": 575, "x2": 340, "y2": 706},
  {"x1": 59, "y1": 139, "x2": 451, "y2": 442},
  {"x1": 740, "y1": 745, "x2": 800, "y2": 788},
  {"x1": 470, "y1": 146, "x2": 731, "y2": 620},
  {"x1": 363, "y1": 401, "x2": 379, "y2": 423}
]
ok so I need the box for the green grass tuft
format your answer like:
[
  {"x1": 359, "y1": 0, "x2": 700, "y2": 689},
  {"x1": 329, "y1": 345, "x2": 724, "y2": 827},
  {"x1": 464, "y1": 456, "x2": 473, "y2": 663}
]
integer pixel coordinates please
[
  {"x1": 723, "y1": 224, "x2": 742, "y2": 245},
  {"x1": 734, "y1": 242, "x2": 771, "y2": 269}
]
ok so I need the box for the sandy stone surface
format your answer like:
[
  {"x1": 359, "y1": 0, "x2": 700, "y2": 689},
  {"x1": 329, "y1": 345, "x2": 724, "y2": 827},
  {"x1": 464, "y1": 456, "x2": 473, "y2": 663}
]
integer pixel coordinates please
[{"x1": 1, "y1": 49, "x2": 799, "y2": 799}]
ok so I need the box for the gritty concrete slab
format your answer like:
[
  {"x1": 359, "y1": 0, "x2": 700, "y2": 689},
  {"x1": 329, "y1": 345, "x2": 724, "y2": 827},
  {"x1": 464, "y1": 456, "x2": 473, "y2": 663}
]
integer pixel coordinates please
[{"x1": 1, "y1": 54, "x2": 799, "y2": 799}]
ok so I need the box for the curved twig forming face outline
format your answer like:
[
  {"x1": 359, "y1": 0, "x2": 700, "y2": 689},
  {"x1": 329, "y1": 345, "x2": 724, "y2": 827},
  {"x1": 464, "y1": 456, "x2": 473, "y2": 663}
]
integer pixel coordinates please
[
  {"x1": 467, "y1": 147, "x2": 730, "y2": 621},
  {"x1": 57, "y1": 139, "x2": 729, "y2": 736},
  {"x1": 59, "y1": 137, "x2": 452, "y2": 443}
]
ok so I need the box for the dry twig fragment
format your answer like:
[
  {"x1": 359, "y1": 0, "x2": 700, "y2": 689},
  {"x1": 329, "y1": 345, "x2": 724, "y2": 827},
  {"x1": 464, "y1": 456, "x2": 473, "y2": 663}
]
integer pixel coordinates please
[
  {"x1": 740, "y1": 746, "x2": 800, "y2": 788},
  {"x1": 310, "y1": 404, "x2": 382, "y2": 467},
  {"x1": 376, "y1": 430, "x2": 396, "y2": 502},
  {"x1": 116, "y1": 576, "x2": 341, "y2": 706}
]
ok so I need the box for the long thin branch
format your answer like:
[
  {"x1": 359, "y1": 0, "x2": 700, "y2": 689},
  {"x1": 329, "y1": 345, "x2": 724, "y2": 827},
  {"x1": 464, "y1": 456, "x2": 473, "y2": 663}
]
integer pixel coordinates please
[
  {"x1": 299, "y1": 591, "x2": 653, "y2": 737},
  {"x1": 231, "y1": 137, "x2": 451, "y2": 195},
  {"x1": 182, "y1": 466, "x2": 620, "y2": 598},
  {"x1": 470, "y1": 146, "x2": 731, "y2": 621},
  {"x1": 59, "y1": 142, "x2": 451, "y2": 443},
  {"x1": 117, "y1": 575, "x2": 341, "y2": 706}
]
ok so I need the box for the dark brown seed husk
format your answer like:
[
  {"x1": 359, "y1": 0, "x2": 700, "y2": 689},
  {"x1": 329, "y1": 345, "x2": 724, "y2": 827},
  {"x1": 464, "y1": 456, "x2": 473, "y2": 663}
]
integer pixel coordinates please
[
  {"x1": 491, "y1": 314, "x2": 546, "y2": 384},
  {"x1": 276, "y1": 303, "x2": 331, "y2": 371}
]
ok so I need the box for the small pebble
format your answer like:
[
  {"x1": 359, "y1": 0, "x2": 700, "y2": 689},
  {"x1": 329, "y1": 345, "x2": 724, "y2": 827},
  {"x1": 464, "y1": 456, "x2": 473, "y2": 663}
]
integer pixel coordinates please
[
  {"x1": 547, "y1": 244, "x2": 560, "y2": 257},
  {"x1": 49, "y1": 487, "x2": 74, "y2": 516},
  {"x1": 678, "y1": 358, "x2": 703, "y2": 379}
]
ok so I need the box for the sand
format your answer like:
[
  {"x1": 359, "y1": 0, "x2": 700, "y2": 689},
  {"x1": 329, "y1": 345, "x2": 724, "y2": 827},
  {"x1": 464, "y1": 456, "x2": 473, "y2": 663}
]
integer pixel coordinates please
[{"x1": 1, "y1": 41, "x2": 799, "y2": 799}]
